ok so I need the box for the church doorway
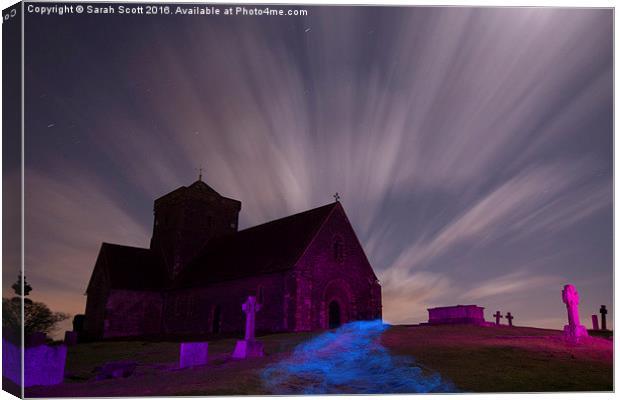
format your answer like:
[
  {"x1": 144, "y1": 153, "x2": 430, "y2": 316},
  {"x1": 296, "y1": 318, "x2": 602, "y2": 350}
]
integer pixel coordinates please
[
  {"x1": 328, "y1": 300, "x2": 341, "y2": 329},
  {"x1": 212, "y1": 305, "x2": 221, "y2": 333}
]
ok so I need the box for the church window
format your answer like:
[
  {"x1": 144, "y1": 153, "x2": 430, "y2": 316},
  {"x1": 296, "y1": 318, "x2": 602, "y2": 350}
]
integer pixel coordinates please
[{"x1": 333, "y1": 237, "x2": 344, "y2": 263}]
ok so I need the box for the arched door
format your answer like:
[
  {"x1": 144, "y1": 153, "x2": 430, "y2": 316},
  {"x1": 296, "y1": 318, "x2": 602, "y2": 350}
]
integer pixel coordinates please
[{"x1": 328, "y1": 300, "x2": 341, "y2": 329}]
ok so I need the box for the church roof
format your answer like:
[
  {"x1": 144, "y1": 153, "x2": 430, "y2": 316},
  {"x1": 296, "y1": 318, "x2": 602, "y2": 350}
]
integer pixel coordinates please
[
  {"x1": 88, "y1": 243, "x2": 167, "y2": 292},
  {"x1": 154, "y1": 179, "x2": 241, "y2": 209},
  {"x1": 177, "y1": 202, "x2": 340, "y2": 287}
]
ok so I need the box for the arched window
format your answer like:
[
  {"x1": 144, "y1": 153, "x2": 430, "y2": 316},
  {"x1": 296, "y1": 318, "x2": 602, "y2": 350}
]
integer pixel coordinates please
[{"x1": 333, "y1": 236, "x2": 344, "y2": 263}]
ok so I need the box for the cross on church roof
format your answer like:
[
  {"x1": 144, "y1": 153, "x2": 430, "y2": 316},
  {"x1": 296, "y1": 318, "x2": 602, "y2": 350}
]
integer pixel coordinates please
[
  {"x1": 333, "y1": 192, "x2": 341, "y2": 202},
  {"x1": 196, "y1": 167, "x2": 203, "y2": 182}
]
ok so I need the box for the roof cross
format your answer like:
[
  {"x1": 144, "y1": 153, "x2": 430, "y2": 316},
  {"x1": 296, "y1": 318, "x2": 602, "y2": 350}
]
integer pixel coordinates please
[{"x1": 333, "y1": 192, "x2": 341, "y2": 202}]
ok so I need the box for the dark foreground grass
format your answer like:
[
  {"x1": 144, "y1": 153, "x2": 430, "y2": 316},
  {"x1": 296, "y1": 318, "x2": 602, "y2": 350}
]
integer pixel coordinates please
[
  {"x1": 25, "y1": 324, "x2": 612, "y2": 397},
  {"x1": 382, "y1": 325, "x2": 613, "y2": 392}
]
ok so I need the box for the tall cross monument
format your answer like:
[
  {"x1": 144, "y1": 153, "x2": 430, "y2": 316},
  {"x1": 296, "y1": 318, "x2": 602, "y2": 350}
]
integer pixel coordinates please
[
  {"x1": 232, "y1": 295, "x2": 265, "y2": 358},
  {"x1": 242, "y1": 296, "x2": 261, "y2": 341},
  {"x1": 562, "y1": 284, "x2": 588, "y2": 339}
]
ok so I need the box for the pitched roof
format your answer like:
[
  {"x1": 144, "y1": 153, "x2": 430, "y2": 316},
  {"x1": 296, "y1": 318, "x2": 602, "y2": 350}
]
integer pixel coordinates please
[
  {"x1": 154, "y1": 179, "x2": 241, "y2": 209},
  {"x1": 89, "y1": 243, "x2": 167, "y2": 292},
  {"x1": 177, "y1": 202, "x2": 339, "y2": 287}
]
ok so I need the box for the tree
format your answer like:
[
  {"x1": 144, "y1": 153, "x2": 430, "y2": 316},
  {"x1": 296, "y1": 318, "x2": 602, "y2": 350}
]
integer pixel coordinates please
[
  {"x1": 11, "y1": 273, "x2": 32, "y2": 298},
  {"x1": 2, "y1": 275, "x2": 69, "y2": 337}
]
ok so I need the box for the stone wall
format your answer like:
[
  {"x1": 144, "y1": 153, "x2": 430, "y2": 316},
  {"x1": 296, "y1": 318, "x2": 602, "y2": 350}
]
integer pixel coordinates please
[
  {"x1": 162, "y1": 273, "x2": 286, "y2": 335},
  {"x1": 83, "y1": 264, "x2": 109, "y2": 340},
  {"x1": 103, "y1": 290, "x2": 163, "y2": 338},
  {"x1": 294, "y1": 205, "x2": 382, "y2": 331}
]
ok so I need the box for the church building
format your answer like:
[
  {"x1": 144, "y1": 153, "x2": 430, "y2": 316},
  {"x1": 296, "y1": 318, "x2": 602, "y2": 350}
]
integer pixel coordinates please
[{"x1": 83, "y1": 178, "x2": 382, "y2": 339}]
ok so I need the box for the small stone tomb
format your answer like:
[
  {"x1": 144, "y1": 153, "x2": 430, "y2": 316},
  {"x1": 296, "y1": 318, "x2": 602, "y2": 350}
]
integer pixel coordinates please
[
  {"x1": 426, "y1": 305, "x2": 490, "y2": 326},
  {"x1": 96, "y1": 361, "x2": 138, "y2": 380},
  {"x1": 562, "y1": 284, "x2": 588, "y2": 339},
  {"x1": 232, "y1": 296, "x2": 264, "y2": 359},
  {"x1": 179, "y1": 342, "x2": 209, "y2": 368},
  {"x1": 2, "y1": 338, "x2": 68, "y2": 387}
]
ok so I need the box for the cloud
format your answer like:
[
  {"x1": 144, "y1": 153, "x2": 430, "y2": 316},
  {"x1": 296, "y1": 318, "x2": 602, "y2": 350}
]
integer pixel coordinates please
[
  {"x1": 23, "y1": 168, "x2": 150, "y2": 316},
  {"x1": 387, "y1": 159, "x2": 609, "y2": 274},
  {"x1": 459, "y1": 270, "x2": 563, "y2": 302},
  {"x1": 379, "y1": 268, "x2": 452, "y2": 324},
  {"x1": 21, "y1": 7, "x2": 612, "y2": 330}
]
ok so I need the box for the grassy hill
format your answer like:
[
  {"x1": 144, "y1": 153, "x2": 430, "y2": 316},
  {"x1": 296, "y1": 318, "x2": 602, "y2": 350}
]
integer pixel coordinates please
[{"x1": 25, "y1": 324, "x2": 612, "y2": 397}]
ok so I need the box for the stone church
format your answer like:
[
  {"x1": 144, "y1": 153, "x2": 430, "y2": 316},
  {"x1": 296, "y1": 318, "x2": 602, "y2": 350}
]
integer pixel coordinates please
[{"x1": 83, "y1": 178, "x2": 382, "y2": 339}]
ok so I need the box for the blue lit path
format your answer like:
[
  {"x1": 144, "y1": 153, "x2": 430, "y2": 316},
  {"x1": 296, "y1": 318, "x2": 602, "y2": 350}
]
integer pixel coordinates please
[{"x1": 261, "y1": 320, "x2": 456, "y2": 394}]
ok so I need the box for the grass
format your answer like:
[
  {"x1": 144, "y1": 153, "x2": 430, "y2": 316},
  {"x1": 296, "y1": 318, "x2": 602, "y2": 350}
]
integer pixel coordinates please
[
  {"x1": 24, "y1": 324, "x2": 612, "y2": 397},
  {"x1": 382, "y1": 325, "x2": 613, "y2": 392}
]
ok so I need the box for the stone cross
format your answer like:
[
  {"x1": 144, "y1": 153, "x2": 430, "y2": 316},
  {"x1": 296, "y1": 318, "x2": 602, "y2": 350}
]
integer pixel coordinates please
[
  {"x1": 561, "y1": 284, "x2": 588, "y2": 338},
  {"x1": 242, "y1": 296, "x2": 261, "y2": 341},
  {"x1": 562, "y1": 284, "x2": 582, "y2": 327},
  {"x1": 195, "y1": 167, "x2": 203, "y2": 181},
  {"x1": 333, "y1": 192, "x2": 341, "y2": 202},
  {"x1": 505, "y1": 312, "x2": 514, "y2": 327},
  {"x1": 493, "y1": 311, "x2": 503, "y2": 325},
  {"x1": 600, "y1": 305, "x2": 608, "y2": 331},
  {"x1": 591, "y1": 314, "x2": 599, "y2": 330}
]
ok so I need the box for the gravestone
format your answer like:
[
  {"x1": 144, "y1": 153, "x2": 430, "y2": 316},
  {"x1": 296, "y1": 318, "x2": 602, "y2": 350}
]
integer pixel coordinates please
[
  {"x1": 3, "y1": 339, "x2": 68, "y2": 387},
  {"x1": 493, "y1": 311, "x2": 503, "y2": 326},
  {"x1": 96, "y1": 361, "x2": 137, "y2": 380},
  {"x1": 232, "y1": 296, "x2": 264, "y2": 359},
  {"x1": 600, "y1": 305, "x2": 608, "y2": 331},
  {"x1": 591, "y1": 315, "x2": 600, "y2": 330},
  {"x1": 64, "y1": 331, "x2": 78, "y2": 346},
  {"x1": 179, "y1": 342, "x2": 208, "y2": 368},
  {"x1": 505, "y1": 312, "x2": 514, "y2": 327},
  {"x1": 561, "y1": 284, "x2": 588, "y2": 339}
]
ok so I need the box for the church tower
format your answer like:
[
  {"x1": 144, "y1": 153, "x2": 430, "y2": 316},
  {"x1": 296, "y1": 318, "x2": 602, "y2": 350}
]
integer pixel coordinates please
[{"x1": 149, "y1": 177, "x2": 241, "y2": 280}]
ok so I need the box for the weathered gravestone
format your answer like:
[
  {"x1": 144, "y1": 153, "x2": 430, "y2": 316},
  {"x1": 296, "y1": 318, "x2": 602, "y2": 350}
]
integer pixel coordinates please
[
  {"x1": 591, "y1": 315, "x2": 600, "y2": 330},
  {"x1": 562, "y1": 284, "x2": 588, "y2": 339},
  {"x1": 232, "y1": 296, "x2": 264, "y2": 359},
  {"x1": 505, "y1": 312, "x2": 514, "y2": 327},
  {"x1": 64, "y1": 331, "x2": 78, "y2": 346},
  {"x1": 179, "y1": 342, "x2": 209, "y2": 368},
  {"x1": 493, "y1": 311, "x2": 503, "y2": 326},
  {"x1": 96, "y1": 361, "x2": 138, "y2": 380},
  {"x1": 600, "y1": 305, "x2": 608, "y2": 331},
  {"x1": 2, "y1": 339, "x2": 68, "y2": 387}
]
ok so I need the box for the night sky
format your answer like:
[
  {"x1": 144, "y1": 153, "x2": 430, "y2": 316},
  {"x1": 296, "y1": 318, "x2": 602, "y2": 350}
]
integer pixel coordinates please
[{"x1": 6, "y1": 5, "x2": 613, "y2": 334}]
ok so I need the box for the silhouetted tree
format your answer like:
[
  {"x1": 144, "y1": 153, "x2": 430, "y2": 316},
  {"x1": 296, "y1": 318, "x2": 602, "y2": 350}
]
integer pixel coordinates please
[
  {"x1": 2, "y1": 275, "x2": 69, "y2": 336},
  {"x1": 11, "y1": 273, "x2": 32, "y2": 298}
]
